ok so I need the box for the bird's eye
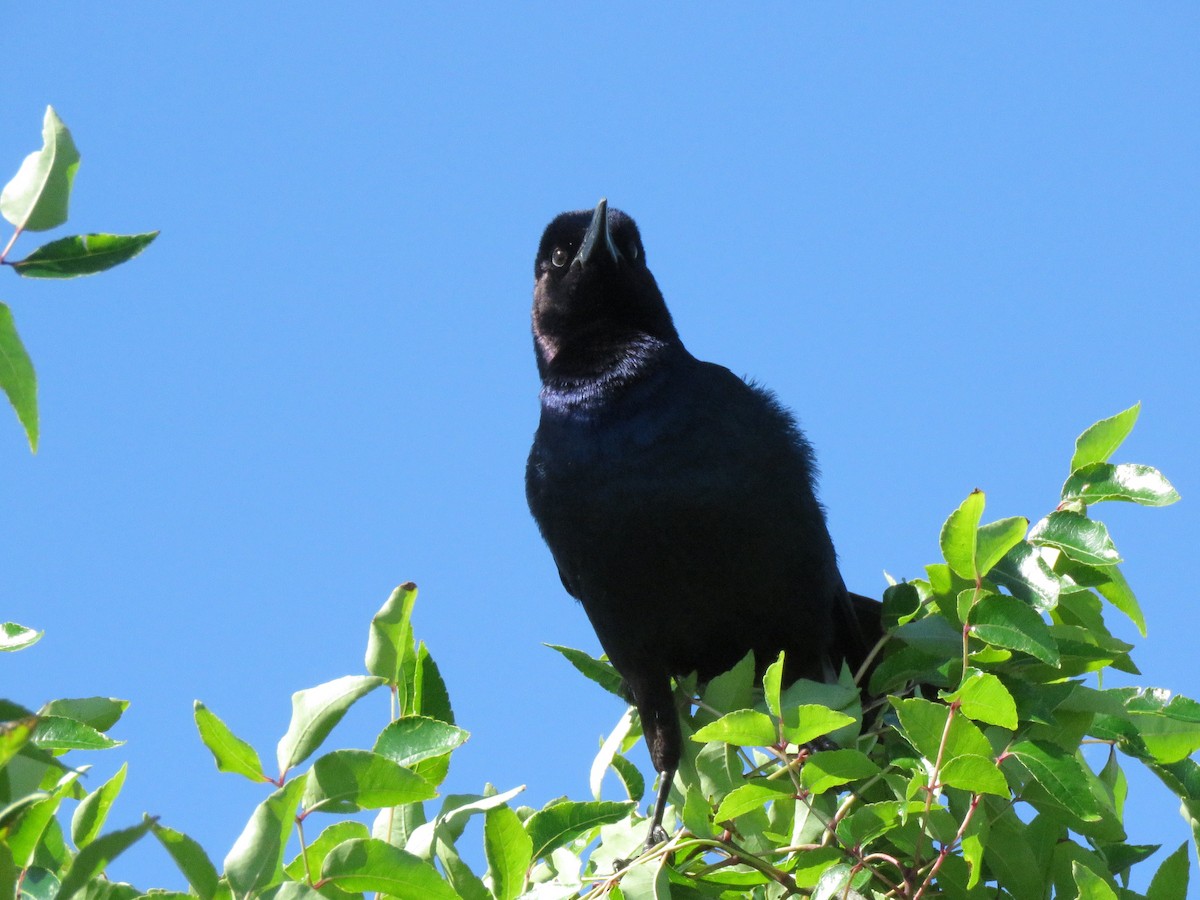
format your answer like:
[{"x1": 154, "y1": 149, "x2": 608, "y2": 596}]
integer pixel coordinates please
[{"x1": 551, "y1": 247, "x2": 570, "y2": 268}]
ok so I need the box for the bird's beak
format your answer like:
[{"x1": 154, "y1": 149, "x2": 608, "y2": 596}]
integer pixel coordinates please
[{"x1": 573, "y1": 198, "x2": 622, "y2": 269}]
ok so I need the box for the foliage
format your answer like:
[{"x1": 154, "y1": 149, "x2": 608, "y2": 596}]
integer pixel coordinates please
[
  {"x1": 0, "y1": 106, "x2": 157, "y2": 451},
  {"x1": 2, "y1": 407, "x2": 1195, "y2": 898}
]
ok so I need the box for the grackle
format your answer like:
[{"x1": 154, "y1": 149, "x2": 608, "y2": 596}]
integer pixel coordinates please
[{"x1": 525, "y1": 200, "x2": 880, "y2": 847}]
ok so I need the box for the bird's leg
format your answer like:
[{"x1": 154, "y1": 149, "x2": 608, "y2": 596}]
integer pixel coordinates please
[{"x1": 629, "y1": 674, "x2": 681, "y2": 851}]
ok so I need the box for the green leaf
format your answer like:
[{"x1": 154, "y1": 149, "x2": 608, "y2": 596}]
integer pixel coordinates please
[
  {"x1": 989, "y1": 541, "x2": 1061, "y2": 612},
  {"x1": 404, "y1": 785, "x2": 527, "y2": 858},
  {"x1": 12, "y1": 232, "x2": 159, "y2": 279},
  {"x1": 150, "y1": 821, "x2": 220, "y2": 900},
  {"x1": 55, "y1": 818, "x2": 153, "y2": 900},
  {"x1": 260, "y1": 884, "x2": 326, "y2": 900},
  {"x1": 1123, "y1": 690, "x2": 1200, "y2": 764},
  {"x1": 302, "y1": 749, "x2": 436, "y2": 814},
  {"x1": 944, "y1": 668, "x2": 1018, "y2": 729},
  {"x1": 714, "y1": 780, "x2": 794, "y2": 820},
  {"x1": 0, "y1": 716, "x2": 36, "y2": 771},
  {"x1": 691, "y1": 709, "x2": 776, "y2": 747},
  {"x1": 939, "y1": 754, "x2": 1008, "y2": 796},
  {"x1": 940, "y1": 489, "x2": 985, "y2": 580},
  {"x1": 320, "y1": 838, "x2": 460, "y2": 900},
  {"x1": 71, "y1": 762, "x2": 127, "y2": 847},
  {"x1": 365, "y1": 582, "x2": 418, "y2": 685},
  {"x1": 544, "y1": 644, "x2": 625, "y2": 697},
  {"x1": 1071, "y1": 403, "x2": 1140, "y2": 472},
  {"x1": 275, "y1": 674, "x2": 385, "y2": 773},
  {"x1": 1147, "y1": 841, "x2": 1190, "y2": 900},
  {"x1": 892, "y1": 697, "x2": 993, "y2": 761},
  {"x1": 1073, "y1": 860, "x2": 1118, "y2": 900},
  {"x1": 618, "y1": 856, "x2": 671, "y2": 899},
  {"x1": 31, "y1": 715, "x2": 122, "y2": 751},
  {"x1": 484, "y1": 805, "x2": 532, "y2": 900},
  {"x1": 0, "y1": 303, "x2": 38, "y2": 452},
  {"x1": 414, "y1": 641, "x2": 454, "y2": 723},
  {"x1": 42, "y1": 697, "x2": 128, "y2": 732},
  {"x1": 971, "y1": 594, "x2": 1060, "y2": 665},
  {"x1": 193, "y1": 701, "x2": 267, "y2": 782},
  {"x1": 223, "y1": 775, "x2": 307, "y2": 896},
  {"x1": 435, "y1": 839, "x2": 490, "y2": 900},
  {"x1": 524, "y1": 799, "x2": 634, "y2": 860},
  {"x1": 976, "y1": 516, "x2": 1028, "y2": 578},
  {"x1": 881, "y1": 581, "x2": 922, "y2": 629},
  {"x1": 1063, "y1": 462, "x2": 1180, "y2": 507},
  {"x1": 762, "y1": 652, "x2": 785, "y2": 719},
  {"x1": 373, "y1": 716, "x2": 469, "y2": 769},
  {"x1": 610, "y1": 755, "x2": 645, "y2": 803},
  {"x1": 781, "y1": 705, "x2": 856, "y2": 747},
  {"x1": 1030, "y1": 510, "x2": 1121, "y2": 567},
  {"x1": 1, "y1": 106, "x2": 80, "y2": 232},
  {"x1": 590, "y1": 708, "x2": 635, "y2": 800},
  {"x1": 1, "y1": 621, "x2": 42, "y2": 651},
  {"x1": 800, "y1": 749, "x2": 880, "y2": 794},
  {"x1": 1006, "y1": 741, "x2": 1102, "y2": 822},
  {"x1": 283, "y1": 819, "x2": 370, "y2": 885},
  {"x1": 702, "y1": 650, "x2": 757, "y2": 713}
]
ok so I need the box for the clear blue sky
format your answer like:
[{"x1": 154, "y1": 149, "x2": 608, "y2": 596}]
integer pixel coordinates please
[{"x1": 5, "y1": 5, "x2": 1198, "y2": 892}]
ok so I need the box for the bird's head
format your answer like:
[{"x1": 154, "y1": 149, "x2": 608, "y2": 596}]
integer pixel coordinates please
[{"x1": 532, "y1": 199, "x2": 679, "y2": 379}]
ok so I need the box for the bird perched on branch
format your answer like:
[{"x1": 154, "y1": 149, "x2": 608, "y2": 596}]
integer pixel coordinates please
[{"x1": 525, "y1": 200, "x2": 879, "y2": 847}]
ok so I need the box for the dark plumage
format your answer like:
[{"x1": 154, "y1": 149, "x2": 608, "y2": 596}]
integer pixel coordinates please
[{"x1": 525, "y1": 200, "x2": 877, "y2": 845}]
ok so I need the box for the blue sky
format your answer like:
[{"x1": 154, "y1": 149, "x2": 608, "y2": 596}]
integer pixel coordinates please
[{"x1": 4, "y1": 5, "x2": 1198, "y2": 891}]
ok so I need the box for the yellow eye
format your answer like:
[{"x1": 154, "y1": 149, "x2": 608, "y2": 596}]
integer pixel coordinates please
[{"x1": 551, "y1": 247, "x2": 569, "y2": 268}]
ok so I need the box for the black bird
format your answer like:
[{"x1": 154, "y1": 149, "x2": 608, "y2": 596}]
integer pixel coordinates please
[{"x1": 526, "y1": 200, "x2": 877, "y2": 846}]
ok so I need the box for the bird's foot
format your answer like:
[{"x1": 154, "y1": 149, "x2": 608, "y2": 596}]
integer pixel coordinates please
[{"x1": 644, "y1": 823, "x2": 668, "y2": 850}]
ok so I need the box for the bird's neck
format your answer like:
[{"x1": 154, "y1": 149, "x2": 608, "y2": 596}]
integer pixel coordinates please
[{"x1": 538, "y1": 334, "x2": 686, "y2": 412}]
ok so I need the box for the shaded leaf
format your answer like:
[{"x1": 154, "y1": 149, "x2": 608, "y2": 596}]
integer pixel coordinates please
[
  {"x1": 302, "y1": 748, "x2": 436, "y2": 814},
  {"x1": 56, "y1": 819, "x2": 153, "y2": 900},
  {"x1": 150, "y1": 821, "x2": 220, "y2": 900},
  {"x1": 283, "y1": 819, "x2": 369, "y2": 886},
  {"x1": 1007, "y1": 741, "x2": 1102, "y2": 822},
  {"x1": 275, "y1": 675, "x2": 385, "y2": 773},
  {"x1": 989, "y1": 541, "x2": 1061, "y2": 612},
  {"x1": 976, "y1": 516, "x2": 1028, "y2": 578},
  {"x1": 223, "y1": 775, "x2": 307, "y2": 896},
  {"x1": 544, "y1": 644, "x2": 625, "y2": 698},
  {"x1": 365, "y1": 583, "x2": 418, "y2": 685},
  {"x1": 320, "y1": 837, "x2": 459, "y2": 899},
  {"x1": 971, "y1": 594, "x2": 1060, "y2": 666},
  {"x1": 1147, "y1": 841, "x2": 1190, "y2": 900},
  {"x1": 42, "y1": 698, "x2": 128, "y2": 732}
]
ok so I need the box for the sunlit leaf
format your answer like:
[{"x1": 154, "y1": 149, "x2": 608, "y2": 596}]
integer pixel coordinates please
[
  {"x1": 524, "y1": 799, "x2": 634, "y2": 860},
  {"x1": 940, "y1": 490, "x2": 984, "y2": 580},
  {"x1": 193, "y1": 701, "x2": 267, "y2": 782},
  {"x1": 71, "y1": 762, "x2": 127, "y2": 847},
  {"x1": 12, "y1": 232, "x2": 158, "y2": 278},
  {"x1": 971, "y1": 594, "x2": 1060, "y2": 666},
  {"x1": 485, "y1": 805, "x2": 532, "y2": 900},
  {"x1": 1063, "y1": 462, "x2": 1180, "y2": 507},
  {"x1": 0, "y1": 304, "x2": 38, "y2": 452},
  {"x1": 800, "y1": 749, "x2": 880, "y2": 794},
  {"x1": 55, "y1": 819, "x2": 152, "y2": 900},
  {"x1": 691, "y1": 709, "x2": 776, "y2": 747},
  {"x1": 544, "y1": 644, "x2": 625, "y2": 697},
  {"x1": 151, "y1": 821, "x2": 220, "y2": 900},
  {"x1": 1070, "y1": 403, "x2": 1140, "y2": 472},
  {"x1": 1030, "y1": 510, "x2": 1121, "y2": 568},
  {"x1": 943, "y1": 668, "x2": 1018, "y2": 729},
  {"x1": 302, "y1": 749, "x2": 436, "y2": 814},
  {"x1": 1, "y1": 106, "x2": 80, "y2": 232}
]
